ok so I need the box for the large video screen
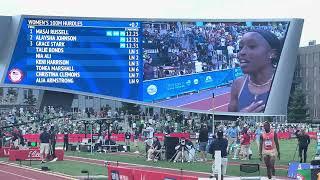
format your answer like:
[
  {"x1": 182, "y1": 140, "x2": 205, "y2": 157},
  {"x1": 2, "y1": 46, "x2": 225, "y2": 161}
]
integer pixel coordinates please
[{"x1": 4, "y1": 16, "x2": 292, "y2": 113}]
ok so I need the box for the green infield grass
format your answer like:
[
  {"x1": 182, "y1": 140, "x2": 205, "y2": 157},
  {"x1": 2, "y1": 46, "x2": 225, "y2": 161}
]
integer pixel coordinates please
[{"x1": 1, "y1": 139, "x2": 316, "y2": 178}]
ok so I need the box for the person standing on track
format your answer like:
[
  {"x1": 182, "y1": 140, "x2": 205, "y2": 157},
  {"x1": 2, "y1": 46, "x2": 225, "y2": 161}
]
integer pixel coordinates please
[
  {"x1": 260, "y1": 121, "x2": 280, "y2": 180},
  {"x1": 226, "y1": 124, "x2": 239, "y2": 154},
  {"x1": 295, "y1": 128, "x2": 310, "y2": 163},
  {"x1": 63, "y1": 131, "x2": 69, "y2": 151},
  {"x1": 49, "y1": 126, "x2": 57, "y2": 161},
  {"x1": 198, "y1": 124, "x2": 209, "y2": 161},
  {"x1": 39, "y1": 127, "x2": 50, "y2": 163}
]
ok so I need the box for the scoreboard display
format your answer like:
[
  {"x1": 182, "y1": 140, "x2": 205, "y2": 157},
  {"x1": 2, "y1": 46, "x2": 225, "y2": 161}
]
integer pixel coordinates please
[
  {"x1": 3, "y1": 16, "x2": 303, "y2": 114},
  {"x1": 6, "y1": 18, "x2": 143, "y2": 100}
]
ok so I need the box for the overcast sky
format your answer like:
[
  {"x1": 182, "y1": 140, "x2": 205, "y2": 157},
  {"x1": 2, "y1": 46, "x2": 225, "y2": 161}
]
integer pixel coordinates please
[{"x1": 0, "y1": 0, "x2": 318, "y2": 47}]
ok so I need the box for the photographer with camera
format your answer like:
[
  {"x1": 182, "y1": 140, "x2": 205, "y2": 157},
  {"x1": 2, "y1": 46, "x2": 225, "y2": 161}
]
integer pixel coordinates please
[
  {"x1": 186, "y1": 139, "x2": 196, "y2": 162},
  {"x1": 173, "y1": 137, "x2": 192, "y2": 163},
  {"x1": 295, "y1": 128, "x2": 310, "y2": 163},
  {"x1": 147, "y1": 137, "x2": 161, "y2": 161}
]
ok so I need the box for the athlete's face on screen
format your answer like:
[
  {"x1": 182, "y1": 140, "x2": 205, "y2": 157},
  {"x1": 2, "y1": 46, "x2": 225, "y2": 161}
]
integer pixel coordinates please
[
  {"x1": 238, "y1": 32, "x2": 273, "y2": 74},
  {"x1": 264, "y1": 122, "x2": 270, "y2": 132}
]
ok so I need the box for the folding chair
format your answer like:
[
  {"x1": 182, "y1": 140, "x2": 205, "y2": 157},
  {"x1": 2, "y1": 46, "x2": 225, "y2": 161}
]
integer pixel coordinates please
[
  {"x1": 240, "y1": 164, "x2": 261, "y2": 180},
  {"x1": 152, "y1": 146, "x2": 165, "y2": 162}
]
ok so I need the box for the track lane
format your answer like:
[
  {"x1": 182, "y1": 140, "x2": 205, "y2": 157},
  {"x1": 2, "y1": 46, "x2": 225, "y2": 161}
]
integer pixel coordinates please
[{"x1": 0, "y1": 161, "x2": 75, "y2": 180}]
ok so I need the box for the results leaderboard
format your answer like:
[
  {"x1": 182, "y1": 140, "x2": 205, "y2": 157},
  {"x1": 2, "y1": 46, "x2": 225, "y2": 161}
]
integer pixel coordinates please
[{"x1": 5, "y1": 17, "x2": 143, "y2": 100}]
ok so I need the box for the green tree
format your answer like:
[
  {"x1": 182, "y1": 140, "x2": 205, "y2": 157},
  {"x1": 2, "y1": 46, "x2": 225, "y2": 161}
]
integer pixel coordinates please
[{"x1": 287, "y1": 87, "x2": 309, "y2": 123}]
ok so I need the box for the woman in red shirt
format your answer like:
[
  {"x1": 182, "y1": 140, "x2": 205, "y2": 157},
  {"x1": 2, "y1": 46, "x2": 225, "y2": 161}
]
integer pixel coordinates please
[{"x1": 240, "y1": 127, "x2": 251, "y2": 160}]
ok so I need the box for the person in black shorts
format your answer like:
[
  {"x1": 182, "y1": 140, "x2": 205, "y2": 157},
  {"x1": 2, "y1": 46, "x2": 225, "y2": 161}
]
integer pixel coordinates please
[
  {"x1": 49, "y1": 126, "x2": 57, "y2": 161},
  {"x1": 39, "y1": 127, "x2": 50, "y2": 163}
]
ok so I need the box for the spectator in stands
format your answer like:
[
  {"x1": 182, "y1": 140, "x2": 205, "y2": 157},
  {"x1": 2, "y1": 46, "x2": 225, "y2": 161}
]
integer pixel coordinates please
[
  {"x1": 295, "y1": 129, "x2": 310, "y2": 163},
  {"x1": 12, "y1": 128, "x2": 20, "y2": 149},
  {"x1": 0, "y1": 129, "x2": 3, "y2": 148},
  {"x1": 143, "y1": 57, "x2": 154, "y2": 80},
  {"x1": 228, "y1": 29, "x2": 282, "y2": 113},
  {"x1": 39, "y1": 127, "x2": 50, "y2": 163}
]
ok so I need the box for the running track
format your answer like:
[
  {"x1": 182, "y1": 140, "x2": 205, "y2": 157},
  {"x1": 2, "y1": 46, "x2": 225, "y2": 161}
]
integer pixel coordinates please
[
  {"x1": 65, "y1": 155, "x2": 288, "y2": 179},
  {"x1": 0, "y1": 161, "x2": 75, "y2": 180},
  {"x1": 65, "y1": 155, "x2": 213, "y2": 178},
  {"x1": 0, "y1": 155, "x2": 288, "y2": 179},
  {"x1": 156, "y1": 86, "x2": 231, "y2": 112}
]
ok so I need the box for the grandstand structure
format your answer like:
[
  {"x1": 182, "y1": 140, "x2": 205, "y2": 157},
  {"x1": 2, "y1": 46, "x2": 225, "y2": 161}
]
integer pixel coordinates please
[
  {"x1": 0, "y1": 16, "x2": 303, "y2": 118},
  {"x1": 295, "y1": 44, "x2": 320, "y2": 122}
]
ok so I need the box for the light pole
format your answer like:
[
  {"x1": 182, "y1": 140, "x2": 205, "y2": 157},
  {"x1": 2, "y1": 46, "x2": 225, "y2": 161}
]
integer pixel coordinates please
[
  {"x1": 212, "y1": 93, "x2": 215, "y2": 135},
  {"x1": 90, "y1": 122, "x2": 93, "y2": 155}
]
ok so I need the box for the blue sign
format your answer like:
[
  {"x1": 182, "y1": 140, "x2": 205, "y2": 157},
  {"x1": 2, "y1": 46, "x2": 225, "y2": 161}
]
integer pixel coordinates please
[
  {"x1": 288, "y1": 162, "x2": 311, "y2": 178},
  {"x1": 143, "y1": 68, "x2": 242, "y2": 102}
]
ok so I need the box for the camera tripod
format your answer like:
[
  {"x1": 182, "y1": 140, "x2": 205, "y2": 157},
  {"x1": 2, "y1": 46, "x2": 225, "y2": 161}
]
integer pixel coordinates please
[{"x1": 170, "y1": 145, "x2": 195, "y2": 163}]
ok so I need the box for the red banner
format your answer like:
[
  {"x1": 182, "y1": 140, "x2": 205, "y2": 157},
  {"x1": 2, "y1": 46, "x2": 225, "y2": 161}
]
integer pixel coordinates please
[
  {"x1": 276, "y1": 132, "x2": 317, "y2": 140},
  {"x1": 107, "y1": 165, "x2": 198, "y2": 180},
  {"x1": 24, "y1": 132, "x2": 314, "y2": 143},
  {"x1": 107, "y1": 165, "x2": 134, "y2": 180},
  {"x1": 307, "y1": 132, "x2": 317, "y2": 139},
  {"x1": 132, "y1": 168, "x2": 198, "y2": 180},
  {"x1": 165, "y1": 132, "x2": 190, "y2": 139},
  {"x1": 23, "y1": 132, "x2": 191, "y2": 143},
  {"x1": 0, "y1": 147, "x2": 11, "y2": 157},
  {"x1": 8, "y1": 149, "x2": 64, "y2": 161},
  {"x1": 277, "y1": 132, "x2": 291, "y2": 139}
]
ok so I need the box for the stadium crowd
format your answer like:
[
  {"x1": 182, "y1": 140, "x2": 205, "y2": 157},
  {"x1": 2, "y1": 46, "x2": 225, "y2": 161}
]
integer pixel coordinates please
[
  {"x1": 0, "y1": 105, "x2": 314, "y2": 147},
  {"x1": 142, "y1": 22, "x2": 288, "y2": 80}
]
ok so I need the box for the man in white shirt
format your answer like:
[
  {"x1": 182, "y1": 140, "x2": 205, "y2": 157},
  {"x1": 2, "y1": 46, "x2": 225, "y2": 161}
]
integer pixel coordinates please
[
  {"x1": 145, "y1": 124, "x2": 155, "y2": 139},
  {"x1": 227, "y1": 43, "x2": 235, "y2": 67}
]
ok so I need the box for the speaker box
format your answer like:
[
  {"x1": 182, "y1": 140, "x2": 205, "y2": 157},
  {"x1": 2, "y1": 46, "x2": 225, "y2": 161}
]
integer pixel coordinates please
[
  {"x1": 70, "y1": 145, "x2": 77, "y2": 151},
  {"x1": 311, "y1": 160, "x2": 320, "y2": 165},
  {"x1": 164, "y1": 136, "x2": 179, "y2": 160}
]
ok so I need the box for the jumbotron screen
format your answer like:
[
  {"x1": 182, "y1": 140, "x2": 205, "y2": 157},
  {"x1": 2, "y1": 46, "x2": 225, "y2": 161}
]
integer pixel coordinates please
[{"x1": 3, "y1": 16, "x2": 302, "y2": 114}]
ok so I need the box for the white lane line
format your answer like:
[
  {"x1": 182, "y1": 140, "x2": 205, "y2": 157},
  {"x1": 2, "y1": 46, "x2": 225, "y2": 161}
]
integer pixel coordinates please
[
  {"x1": 0, "y1": 169, "x2": 37, "y2": 180},
  {"x1": 0, "y1": 161, "x2": 76, "y2": 180},
  {"x1": 66, "y1": 156, "x2": 212, "y2": 176},
  {"x1": 208, "y1": 103, "x2": 229, "y2": 111},
  {"x1": 158, "y1": 86, "x2": 229, "y2": 103},
  {"x1": 66, "y1": 158, "x2": 103, "y2": 166},
  {"x1": 177, "y1": 92, "x2": 230, "y2": 107}
]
